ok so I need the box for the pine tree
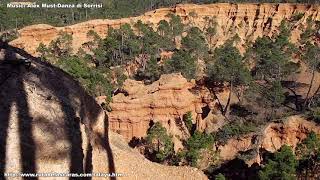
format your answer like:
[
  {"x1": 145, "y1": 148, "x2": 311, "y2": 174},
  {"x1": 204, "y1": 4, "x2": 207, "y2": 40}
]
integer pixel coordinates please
[
  {"x1": 259, "y1": 145, "x2": 297, "y2": 180},
  {"x1": 296, "y1": 132, "x2": 320, "y2": 179},
  {"x1": 146, "y1": 122, "x2": 174, "y2": 162},
  {"x1": 302, "y1": 43, "x2": 320, "y2": 108},
  {"x1": 164, "y1": 50, "x2": 197, "y2": 80},
  {"x1": 207, "y1": 41, "x2": 251, "y2": 115},
  {"x1": 181, "y1": 27, "x2": 208, "y2": 57}
]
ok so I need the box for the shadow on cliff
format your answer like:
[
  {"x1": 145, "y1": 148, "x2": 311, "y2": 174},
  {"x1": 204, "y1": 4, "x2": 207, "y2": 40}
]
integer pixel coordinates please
[
  {"x1": 205, "y1": 158, "x2": 261, "y2": 180},
  {"x1": 0, "y1": 43, "x2": 116, "y2": 180},
  {"x1": 0, "y1": 46, "x2": 37, "y2": 179}
]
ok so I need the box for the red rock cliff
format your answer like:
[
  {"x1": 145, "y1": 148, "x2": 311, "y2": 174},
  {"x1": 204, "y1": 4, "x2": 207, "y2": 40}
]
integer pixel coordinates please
[
  {"x1": 10, "y1": 3, "x2": 320, "y2": 56},
  {"x1": 218, "y1": 116, "x2": 320, "y2": 166},
  {"x1": 108, "y1": 73, "x2": 207, "y2": 145}
]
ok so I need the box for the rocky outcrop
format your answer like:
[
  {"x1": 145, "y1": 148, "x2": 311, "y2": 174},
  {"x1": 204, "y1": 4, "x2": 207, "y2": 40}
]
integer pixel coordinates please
[
  {"x1": 217, "y1": 116, "x2": 320, "y2": 166},
  {"x1": 218, "y1": 133, "x2": 256, "y2": 162},
  {"x1": 108, "y1": 73, "x2": 207, "y2": 144},
  {"x1": 10, "y1": 3, "x2": 320, "y2": 56},
  {"x1": 0, "y1": 46, "x2": 207, "y2": 179},
  {"x1": 261, "y1": 116, "x2": 320, "y2": 152}
]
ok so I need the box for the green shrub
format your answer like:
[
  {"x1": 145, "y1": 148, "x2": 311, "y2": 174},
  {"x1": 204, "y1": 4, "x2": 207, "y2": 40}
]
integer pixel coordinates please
[
  {"x1": 181, "y1": 27, "x2": 208, "y2": 56},
  {"x1": 186, "y1": 148, "x2": 200, "y2": 167},
  {"x1": 215, "y1": 121, "x2": 256, "y2": 145},
  {"x1": 146, "y1": 122, "x2": 174, "y2": 162},
  {"x1": 169, "y1": 150, "x2": 187, "y2": 166},
  {"x1": 291, "y1": 13, "x2": 304, "y2": 22},
  {"x1": 187, "y1": 131, "x2": 214, "y2": 150},
  {"x1": 183, "y1": 111, "x2": 193, "y2": 134},
  {"x1": 57, "y1": 56, "x2": 113, "y2": 99},
  {"x1": 296, "y1": 131, "x2": 320, "y2": 158},
  {"x1": 238, "y1": 149, "x2": 259, "y2": 162},
  {"x1": 135, "y1": 56, "x2": 161, "y2": 83},
  {"x1": 57, "y1": 56, "x2": 90, "y2": 78},
  {"x1": 36, "y1": 43, "x2": 49, "y2": 59},
  {"x1": 185, "y1": 131, "x2": 214, "y2": 166},
  {"x1": 114, "y1": 67, "x2": 127, "y2": 88},
  {"x1": 215, "y1": 173, "x2": 226, "y2": 180},
  {"x1": 164, "y1": 50, "x2": 197, "y2": 80},
  {"x1": 259, "y1": 145, "x2": 297, "y2": 180},
  {"x1": 307, "y1": 107, "x2": 320, "y2": 123},
  {"x1": 295, "y1": 131, "x2": 320, "y2": 178},
  {"x1": 48, "y1": 32, "x2": 73, "y2": 58},
  {"x1": 0, "y1": 30, "x2": 18, "y2": 42}
]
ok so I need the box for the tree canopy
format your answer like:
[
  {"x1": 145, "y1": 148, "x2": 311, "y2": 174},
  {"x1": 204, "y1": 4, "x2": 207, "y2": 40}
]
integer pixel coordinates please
[
  {"x1": 207, "y1": 40, "x2": 251, "y2": 115},
  {"x1": 146, "y1": 122, "x2": 174, "y2": 162},
  {"x1": 164, "y1": 50, "x2": 197, "y2": 80},
  {"x1": 259, "y1": 145, "x2": 297, "y2": 180}
]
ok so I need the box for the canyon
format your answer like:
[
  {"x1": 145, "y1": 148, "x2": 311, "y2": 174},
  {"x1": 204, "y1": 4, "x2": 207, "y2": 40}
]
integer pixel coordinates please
[
  {"x1": 107, "y1": 72, "x2": 320, "y2": 166},
  {"x1": 3, "y1": 2, "x2": 320, "y2": 178}
]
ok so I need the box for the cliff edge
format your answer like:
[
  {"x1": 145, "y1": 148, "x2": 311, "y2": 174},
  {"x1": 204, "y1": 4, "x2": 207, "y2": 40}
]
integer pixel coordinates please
[{"x1": 0, "y1": 46, "x2": 207, "y2": 179}]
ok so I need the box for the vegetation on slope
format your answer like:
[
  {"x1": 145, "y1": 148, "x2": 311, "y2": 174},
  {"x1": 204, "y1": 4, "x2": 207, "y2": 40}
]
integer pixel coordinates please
[
  {"x1": 20, "y1": 7, "x2": 320, "y2": 179},
  {"x1": 259, "y1": 145, "x2": 297, "y2": 180},
  {"x1": 205, "y1": 131, "x2": 320, "y2": 179},
  {"x1": 145, "y1": 122, "x2": 175, "y2": 163},
  {"x1": 0, "y1": 0, "x2": 319, "y2": 32}
]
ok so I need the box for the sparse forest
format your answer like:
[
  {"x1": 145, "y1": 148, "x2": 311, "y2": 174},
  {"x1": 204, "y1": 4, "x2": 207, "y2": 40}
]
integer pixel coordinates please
[{"x1": 0, "y1": 0, "x2": 319, "y2": 31}]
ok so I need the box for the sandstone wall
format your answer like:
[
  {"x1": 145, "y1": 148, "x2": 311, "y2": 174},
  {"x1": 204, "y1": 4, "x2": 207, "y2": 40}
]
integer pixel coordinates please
[
  {"x1": 218, "y1": 115, "x2": 320, "y2": 166},
  {"x1": 108, "y1": 73, "x2": 207, "y2": 143},
  {"x1": 10, "y1": 3, "x2": 320, "y2": 56},
  {"x1": 261, "y1": 115, "x2": 320, "y2": 152}
]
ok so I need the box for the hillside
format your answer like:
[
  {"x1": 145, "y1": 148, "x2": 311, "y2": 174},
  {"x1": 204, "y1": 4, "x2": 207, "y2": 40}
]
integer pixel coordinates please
[
  {"x1": 1, "y1": 0, "x2": 318, "y2": 32},
  {"x1": 10, "y1": 3, "x2": 320, "y2": 55}
]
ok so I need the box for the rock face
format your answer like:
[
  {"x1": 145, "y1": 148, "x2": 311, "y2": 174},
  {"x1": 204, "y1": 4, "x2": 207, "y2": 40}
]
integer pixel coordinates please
[
  {"x1": 108, "y1": 73, "x2": 207, "y2": 144},
  {"x1": 261, "y1": 116, "x2": 320, "y2": 152},
  {"x1": 218, "y1": 116, "x2": 320, "y2": 166},
  {"x1": 10, "y1": 3, "x2": 320, "y2": 56},
  {"x1": 0, "y1": 46, "x2": 207, "y2": 179}
]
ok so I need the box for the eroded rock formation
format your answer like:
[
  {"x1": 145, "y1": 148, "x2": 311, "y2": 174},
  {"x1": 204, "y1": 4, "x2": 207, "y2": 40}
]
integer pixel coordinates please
[
  {"x1": 10, "y1": 3, "x2": 320, "y2": 56},
  {"x1": 108, "y1": 73, "x2": 208, "y2": 147},
  {"x1": 261, "y1": 115, "x2": 320, "y2": 152},
  {"x1": 218, "y1": 115, "x2": 320, "y2": 166},
  {"x1": 0, "y1": 46, "x2": 207, "y2": 179}
]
